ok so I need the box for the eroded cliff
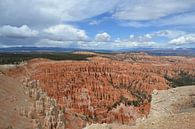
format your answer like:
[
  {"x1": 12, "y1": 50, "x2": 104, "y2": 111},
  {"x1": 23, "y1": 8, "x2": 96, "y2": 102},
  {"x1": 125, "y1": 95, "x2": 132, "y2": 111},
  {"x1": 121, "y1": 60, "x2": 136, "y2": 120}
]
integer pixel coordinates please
[{"x1": 5, "y1": 53, "x2": 195, "y2": 129}]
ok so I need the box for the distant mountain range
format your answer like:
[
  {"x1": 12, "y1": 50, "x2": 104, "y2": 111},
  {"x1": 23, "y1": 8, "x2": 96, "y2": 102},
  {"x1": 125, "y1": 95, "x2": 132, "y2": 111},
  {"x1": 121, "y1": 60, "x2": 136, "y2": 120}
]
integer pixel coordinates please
[
  {"x1": 0, "y1": 47, "x2": 113, "y2": 53},
  {"x1": 0, "y1": 47, "x2": 194, "y2": 56}
]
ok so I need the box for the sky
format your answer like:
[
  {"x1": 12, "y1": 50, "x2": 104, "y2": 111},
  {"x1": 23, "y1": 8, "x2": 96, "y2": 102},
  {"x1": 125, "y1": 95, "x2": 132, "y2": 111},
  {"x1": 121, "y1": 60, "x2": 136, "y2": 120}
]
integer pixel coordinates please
[{"x1": 0, "y1": 0, "x2": 195, "y2": 50}]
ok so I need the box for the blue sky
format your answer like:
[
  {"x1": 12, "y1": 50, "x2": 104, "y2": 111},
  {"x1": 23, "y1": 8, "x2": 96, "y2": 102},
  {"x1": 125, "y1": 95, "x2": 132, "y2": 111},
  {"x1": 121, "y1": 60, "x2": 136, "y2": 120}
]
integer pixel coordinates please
[{"x1": 0, "y1": 0, "x2": 195, "y2": 49}]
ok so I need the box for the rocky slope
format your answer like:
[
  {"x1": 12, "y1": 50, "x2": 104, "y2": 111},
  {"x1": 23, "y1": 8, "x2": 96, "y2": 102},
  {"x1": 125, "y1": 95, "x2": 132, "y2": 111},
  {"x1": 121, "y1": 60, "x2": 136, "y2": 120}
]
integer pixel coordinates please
[
  {"x1": 85, "y1": 86, "x2": 195, "y2": 129},
  {"x1": 0, "y1": 74, "x2": 33, "y2": 129}
]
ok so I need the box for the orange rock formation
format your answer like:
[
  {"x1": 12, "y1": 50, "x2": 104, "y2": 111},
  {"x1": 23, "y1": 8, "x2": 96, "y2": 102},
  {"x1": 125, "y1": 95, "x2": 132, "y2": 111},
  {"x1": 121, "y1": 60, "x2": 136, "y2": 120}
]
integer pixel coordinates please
[{"x1": 5, "y1": 54, "x2": 195, "y2": 129}]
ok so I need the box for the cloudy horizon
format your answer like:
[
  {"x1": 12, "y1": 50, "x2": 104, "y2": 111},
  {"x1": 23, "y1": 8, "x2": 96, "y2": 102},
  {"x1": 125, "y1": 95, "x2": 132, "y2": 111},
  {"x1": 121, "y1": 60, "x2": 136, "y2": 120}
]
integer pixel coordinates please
[{"x1": 0, "y1": 0, "x2": 195, "y2": 49}]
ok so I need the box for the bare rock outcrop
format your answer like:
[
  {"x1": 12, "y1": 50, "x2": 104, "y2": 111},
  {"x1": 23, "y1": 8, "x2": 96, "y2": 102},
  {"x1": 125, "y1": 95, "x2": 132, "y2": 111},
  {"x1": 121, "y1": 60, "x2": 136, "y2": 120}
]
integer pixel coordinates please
[
  {"x1": 19, "y1": 78, "x2": 66, "y2": 129},
  {"x1": 148, "y1": 85, "x2": 195, "y2": 118},
  {"x1": 84, "y1": 86, "x2": 195, "y2": 129}
]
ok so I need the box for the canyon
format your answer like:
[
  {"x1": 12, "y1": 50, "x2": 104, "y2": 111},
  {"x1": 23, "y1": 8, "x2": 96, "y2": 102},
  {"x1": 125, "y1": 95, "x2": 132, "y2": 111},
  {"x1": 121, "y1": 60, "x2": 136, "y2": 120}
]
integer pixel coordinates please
[{"x1": 1, "y1": 52, "x2": 195, "y2": 129}]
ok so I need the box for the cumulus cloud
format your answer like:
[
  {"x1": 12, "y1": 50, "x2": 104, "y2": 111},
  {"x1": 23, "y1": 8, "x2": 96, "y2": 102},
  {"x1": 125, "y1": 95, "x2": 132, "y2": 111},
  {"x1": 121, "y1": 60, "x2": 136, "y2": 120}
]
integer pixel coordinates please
[
  {"x1": 169, "y1": 34, "x2": 195, "y2": 45},
  {"x1": 36, "y1": 31, "x2": 112, "y2": 49},
  {"x1": 95, "y1": 32, "x2": 111, "y2": 42},
  {"x1": 113, "y1": 35, "x2": 159, "y2": 48},
  {"x1": 0, "y1": 25, "x2": 39, "y2": 38},
  {"x1": 43, "y1": 24, "x2": 88, "y2": 41},
  {"x1": 129, "y1": 34, "x2": 152, "y2": 42},
  {"x1": 35, "y1": 30, "x2": 194, "y2": 49},
  {"x1": 113, "y1": 30, "x2": 190, "y2": 48},
  {"x1": 127, "y1": 30, "x2": 187, "y2": 43},
  {"x1": 113, "y1": 38, "x2": 158, "y2": 48},
  {"x1": 36, "y1": 24, "x2": 90, "y2": 48}
]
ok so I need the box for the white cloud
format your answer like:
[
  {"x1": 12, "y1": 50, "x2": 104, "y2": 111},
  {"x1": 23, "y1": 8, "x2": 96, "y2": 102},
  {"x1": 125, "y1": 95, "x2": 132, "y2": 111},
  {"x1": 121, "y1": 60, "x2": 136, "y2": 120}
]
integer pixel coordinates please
[
  {"x1": 35, "y1": 30, "x2": 195, "y2": 49},
  {"x1": 113, "y1": 39, "x2": 158, "y2": 48},
  {"x1": 159, "y1": 12, "x2": 195, "y2": 27},
  {"x1": 113, "y1": 35, "x2": 158, "y2": 48},
  {"x1": 95, "y1": 32, "x2": 111, "y2": 42},
  {"x1": 36, "y1": 39, "x2": 114, "y2": 49},
  {"x1": 1, "y1": 1, "x2": 194, "y2": 49},
  {"x1": 120, "y1": 21, "x2": 148, "y2": 28},
  {"x1": 36, "y1": 32, "x2": 112, "y2": 49},
  {"x1": 153, "y1": 30, "x2": 186, "y2": 38},
  {"x1": 129, "y1": 34, "x2": 152, "y2": 42},
  {"x1": 36, "y1": 39, "x2": 77, "y2": 48},
  {"x1": 43, "y1": 24, "x2": 88, "y2": 41},
  {"x1": 1, "y1": 0, "x2": 195, "y2": 27},
  {"x1": 113, "y1": 0, "x2": 195, "y2": 21},
  {"x1": 0, "y1": 25, "x2": 39, "y2": 38},
  {"x1": 113, "y1": 30, "x2": 190, "y2": 48},
  {"x1": 0, "y1": 0, "x2": 120, "y2": 26},
  {"x1": 38, "y1": 0, "x2": 119, "y2": 21},
  {"x1": 169, "y1": 34, "x2": 195, "y2": 45},
  {"x1": 89, "y1": 20, "x2": 102, "y2": 25},
  {"x1": 121, "y1": 12, "x2": 195, "y2": 28},
  {"x1": 127, "y1": 30, "x2": 186, "y2": 42},
  {"x1": 0, "y1": 0, "x2": 195, "y2": 30},
  {"x1": 0, "y1": 42, "x2": 6, "y2": 48},
  {"x1": 83, "y1": 39, "x2": 158, "y2": 50},
  {"x1": 88, "y1": 17, "x2": 109, "y2": 25},
  {"x1": 35, "y1": 39, "x2": 62, "y2": 47}
]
